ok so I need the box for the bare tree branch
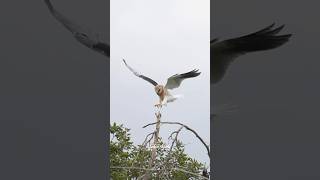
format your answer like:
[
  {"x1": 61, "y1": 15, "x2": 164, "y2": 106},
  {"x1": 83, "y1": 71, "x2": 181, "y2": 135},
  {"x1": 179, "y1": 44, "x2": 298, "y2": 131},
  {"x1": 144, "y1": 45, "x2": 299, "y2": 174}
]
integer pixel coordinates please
[
  {"x1": 143, "y1": 111, "x2": 162, "y2": 180},
  {"x1": 142, "y1": 131, "x2": 155, "y2": 147},
  {"x1": 158, "y1": 126, "x2": 184, "y2": 178},
  {"x1": 143, "y1": 121, "x2": 210, "y2": 158},
  {"x1": 168, "y1": 126, "x2": 183, "y2": 152}
]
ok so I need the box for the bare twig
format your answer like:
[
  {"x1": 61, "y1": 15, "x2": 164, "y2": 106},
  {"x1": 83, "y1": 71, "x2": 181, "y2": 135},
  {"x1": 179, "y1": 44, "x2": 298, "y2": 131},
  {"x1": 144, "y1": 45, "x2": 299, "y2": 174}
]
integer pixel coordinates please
[
  {"x1": 143, "y1": 121, "x2": 210, "y2": 158},
  {"x1": 158, "y1": 126, "x2": 184, "y2": 178},
  {"x1": 142, "y1": 131, "x2": 155, "y2": 147},
  {"x1": 168, "y1": 126, "x2": 183, "y2": 152}
]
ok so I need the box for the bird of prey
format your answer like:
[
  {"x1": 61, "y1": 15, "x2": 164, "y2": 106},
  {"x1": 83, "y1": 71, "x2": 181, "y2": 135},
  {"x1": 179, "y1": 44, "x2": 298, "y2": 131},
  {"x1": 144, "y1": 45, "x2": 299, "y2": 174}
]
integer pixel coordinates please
[
  {"x1": 211, "y1": 23, "x2": 292, "y2": 84},
  {"x1": 123, "y1": 59, "x2": 201, "y2": 107},
  {"x1": 44, "y1": 0, "x2": 110, "y2": 57}
]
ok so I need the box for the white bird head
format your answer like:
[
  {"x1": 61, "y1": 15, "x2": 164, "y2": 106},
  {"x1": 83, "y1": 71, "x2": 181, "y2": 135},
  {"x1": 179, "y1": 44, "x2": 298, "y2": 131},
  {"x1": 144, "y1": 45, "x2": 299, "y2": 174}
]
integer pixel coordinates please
[{"x1": 154, "y1": 85, "x2": 165, "y2": 96}]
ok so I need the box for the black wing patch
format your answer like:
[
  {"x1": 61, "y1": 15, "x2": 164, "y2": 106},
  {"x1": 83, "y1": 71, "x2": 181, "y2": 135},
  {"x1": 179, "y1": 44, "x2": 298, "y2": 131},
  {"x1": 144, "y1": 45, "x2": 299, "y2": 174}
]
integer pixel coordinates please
[
  {"x1": 44, "y1": 0, "x2": 110, "y2": 57},
  {"x1": 123, "y1": 59, "x2": 158, "y2": 87}
]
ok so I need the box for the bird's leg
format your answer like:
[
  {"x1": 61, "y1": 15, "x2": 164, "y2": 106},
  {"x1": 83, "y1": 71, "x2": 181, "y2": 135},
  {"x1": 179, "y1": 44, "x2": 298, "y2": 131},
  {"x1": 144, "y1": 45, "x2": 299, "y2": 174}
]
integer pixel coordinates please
[
  {"x1": 154, "y1": 103, "x2": 162, "y2": 108},
  {"x1": 154, "y1": 99, "x2": 162, "y2": 108}
]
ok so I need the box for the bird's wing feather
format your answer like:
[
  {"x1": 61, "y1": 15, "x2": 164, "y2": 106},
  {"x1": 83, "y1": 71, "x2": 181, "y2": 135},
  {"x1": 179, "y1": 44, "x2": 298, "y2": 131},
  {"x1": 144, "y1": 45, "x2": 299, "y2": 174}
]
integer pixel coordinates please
[
  {"x1": 212, "y1": 23, "x2": 292, "y2": 55},
  {"x1": 211, "y1": 23, "x2": 292, "y2": 84},
  {"x1": 123, "y1": 59, "x2": 158, "y2": 86},
  {"x1": 165, "y1": 69, "x2": 201, "y2": 89},
  {"x1": 44, "y1": 0, "x2": 83, "y2": 34},
  {"x1": 44, "y1": 0, "x2": 109, "y2": 57}
]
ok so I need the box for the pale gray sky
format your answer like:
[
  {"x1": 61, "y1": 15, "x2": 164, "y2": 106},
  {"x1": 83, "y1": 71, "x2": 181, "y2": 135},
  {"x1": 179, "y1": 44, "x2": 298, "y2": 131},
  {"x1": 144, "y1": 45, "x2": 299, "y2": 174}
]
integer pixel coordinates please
[{"x1": 110, "y1": 0, "x2": 210, "y2": 165}]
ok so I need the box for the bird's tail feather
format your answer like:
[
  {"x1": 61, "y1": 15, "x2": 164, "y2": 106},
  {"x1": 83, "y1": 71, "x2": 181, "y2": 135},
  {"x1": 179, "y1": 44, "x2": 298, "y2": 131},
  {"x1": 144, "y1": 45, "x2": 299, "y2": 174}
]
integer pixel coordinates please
[{"x1": 167, "y1": 94, "x2": 184, "y2": 103}]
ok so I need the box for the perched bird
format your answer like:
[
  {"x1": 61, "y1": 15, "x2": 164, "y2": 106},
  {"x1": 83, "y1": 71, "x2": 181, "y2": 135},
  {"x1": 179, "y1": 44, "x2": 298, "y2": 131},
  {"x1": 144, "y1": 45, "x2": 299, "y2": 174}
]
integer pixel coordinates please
[
  {"x1": 123, "y1": 59, "x2": 200, "y2": 107},
  {"x1": 44, "y1": 0, "x2": 110, "y2": 57},
  {"x1": 211, "y1": 23, "x2": 292, "y2": 84}
]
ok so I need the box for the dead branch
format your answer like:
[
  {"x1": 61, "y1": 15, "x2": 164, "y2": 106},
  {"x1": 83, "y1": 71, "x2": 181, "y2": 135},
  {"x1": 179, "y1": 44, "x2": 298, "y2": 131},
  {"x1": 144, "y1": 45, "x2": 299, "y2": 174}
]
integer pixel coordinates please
[
  {"x1": 168, "y1": 126, "x2": 183, "y2": 152},
  {"x1": 143, "y1": 121, "x2": 210, "y2": 158},
  {"x1": 143, "y1": 111, "x2": 162, "y2": 180},
  {"x1": 157, "y1": 126, "x2": 184, "y2": 178},
  {"x1": 142, "y1": 131, "x2": 155, "y2": 147}
]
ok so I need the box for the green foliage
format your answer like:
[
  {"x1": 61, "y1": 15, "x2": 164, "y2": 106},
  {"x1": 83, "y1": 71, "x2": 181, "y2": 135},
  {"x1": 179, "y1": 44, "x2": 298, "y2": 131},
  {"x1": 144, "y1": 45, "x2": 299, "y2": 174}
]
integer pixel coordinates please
[{"x1": 110, "y1": 122, "x2": 207, "y2": 179}]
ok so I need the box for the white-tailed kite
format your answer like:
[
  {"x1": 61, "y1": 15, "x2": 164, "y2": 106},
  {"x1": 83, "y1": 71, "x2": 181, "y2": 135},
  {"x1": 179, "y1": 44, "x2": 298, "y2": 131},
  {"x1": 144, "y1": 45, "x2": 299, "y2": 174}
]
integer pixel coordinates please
[
  {"x1": 44, "y1": 0, "x2": 110, "y2": 57},
  {"x1": 211, "y1": 23, "x2": 292, "y2": 84},
  {"x1": 123, "y1": 59, "x2": 201, "y2": 107}
]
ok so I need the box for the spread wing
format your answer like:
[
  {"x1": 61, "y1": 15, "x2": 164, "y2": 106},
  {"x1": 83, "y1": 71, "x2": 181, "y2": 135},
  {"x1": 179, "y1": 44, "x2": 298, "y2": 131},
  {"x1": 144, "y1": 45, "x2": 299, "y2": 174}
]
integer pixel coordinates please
[
  {"x1": 165, "y1": 69, "x2": 201, "y2": 90},
  {"x1": 123, "y1": 59, "x2": 158, "y2": 86},
  {"x1": 211, "y1": 23, "x2": 292, "y2": 84},
  {"x1": 44, "y1": 0, "x2": 110, "y2": 57}
]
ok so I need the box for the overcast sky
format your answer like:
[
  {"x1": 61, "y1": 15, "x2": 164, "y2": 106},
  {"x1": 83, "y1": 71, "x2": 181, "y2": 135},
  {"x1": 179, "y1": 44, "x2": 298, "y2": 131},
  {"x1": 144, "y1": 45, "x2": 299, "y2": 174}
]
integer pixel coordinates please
[{"x1": 110, "y1": 0, "x2": 210, "y2": 165}]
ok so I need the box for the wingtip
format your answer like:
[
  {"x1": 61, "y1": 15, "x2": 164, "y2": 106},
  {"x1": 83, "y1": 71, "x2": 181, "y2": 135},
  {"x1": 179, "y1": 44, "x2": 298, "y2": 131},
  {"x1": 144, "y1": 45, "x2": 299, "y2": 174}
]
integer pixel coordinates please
[
  {"x1": 263, "y1": 23, "x2": 275, "y2": 30},
  {"x1": 273, "y1": 24, "x2": 285, "y2": 33},
  {"x1": 286, "y1": 33, "x2": 293, "y2": 37},
  {"x1": 265, "y1": 24, "x2": 289, "y2": 36},
  {"x1": 265, "y1": 23, "x2": 276, "y2": 30},
  {"x1": 192, "y1": 69, "x2": 200, "y2": 73},
  {"x1": 193, "y1": 69, "x2": 201, "y2": 76},
  {"x1": 264, "y1": 23, "x2": 293, "y2": 40}
]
